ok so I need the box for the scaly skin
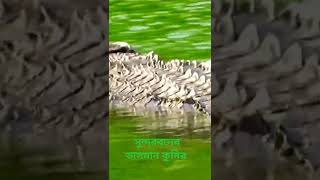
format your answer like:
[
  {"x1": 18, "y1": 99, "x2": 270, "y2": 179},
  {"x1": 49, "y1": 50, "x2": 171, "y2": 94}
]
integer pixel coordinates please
[
  {"x1": 0, "y1": 0, "x2": 108, "y2": 172},
  {"x1": 108, "y1": 42, "x2": 211, "y2": 115},
  {"x1": 213, "y1": 0, "x2": 320, "y2": 179}
]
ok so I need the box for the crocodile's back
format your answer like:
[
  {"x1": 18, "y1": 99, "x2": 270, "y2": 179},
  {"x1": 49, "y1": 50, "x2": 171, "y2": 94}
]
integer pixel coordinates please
[
  {"x1": 213, "y1": 0, "x2": 320, "y2": 178},
  {"x1": 0, "y1": 1, "x2": 109, "y2": 171},
  {"x1": 108, "y1": 45, "x2": 211, "y2": 115}
]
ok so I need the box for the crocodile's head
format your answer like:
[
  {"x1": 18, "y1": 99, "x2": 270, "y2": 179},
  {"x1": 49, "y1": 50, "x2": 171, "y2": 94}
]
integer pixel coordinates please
[{"x1": 109, "y1": 42, "x2": 135, "y2": 54}]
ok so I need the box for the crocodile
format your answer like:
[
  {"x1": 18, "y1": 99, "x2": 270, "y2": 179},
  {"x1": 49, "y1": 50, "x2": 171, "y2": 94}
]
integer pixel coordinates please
[
  {"x1": 108, "y1": 42, "x2": 211, "y2": 115},
  {"x1": 212, "y1": 0, "x2": 320, "y2": 179}
]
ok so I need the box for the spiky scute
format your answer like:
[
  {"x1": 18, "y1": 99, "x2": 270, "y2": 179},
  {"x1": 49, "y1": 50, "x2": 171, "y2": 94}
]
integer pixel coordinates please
[{"x1": 108, "y1": 43, "x2": 211, "y2": 115}]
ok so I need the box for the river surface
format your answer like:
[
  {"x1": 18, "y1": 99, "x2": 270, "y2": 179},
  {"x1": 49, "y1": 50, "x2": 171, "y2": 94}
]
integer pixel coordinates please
[{"x1": 109, "y1": 0, "x2": 211, "y2": 61}]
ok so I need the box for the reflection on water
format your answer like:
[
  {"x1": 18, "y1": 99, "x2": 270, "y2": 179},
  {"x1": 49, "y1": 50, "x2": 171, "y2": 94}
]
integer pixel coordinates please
[
  {"x1": 109, "y1": 109, "x2": 211, "y2": 180},
  {"x1": 111, "y1": 108, "x2": 211, "y2": 139}
]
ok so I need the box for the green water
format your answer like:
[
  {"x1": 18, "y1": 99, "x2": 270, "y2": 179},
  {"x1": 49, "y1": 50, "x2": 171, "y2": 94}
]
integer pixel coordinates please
[
  {"x1": 109, "y1": 110, "x2": 211, "y2": 180},
  {"x1": 109, "y1": 0, "x2": 211, "y2": 180},
  {"x1": 109, "y1": 0, "x2": 211, "y2": 60}
]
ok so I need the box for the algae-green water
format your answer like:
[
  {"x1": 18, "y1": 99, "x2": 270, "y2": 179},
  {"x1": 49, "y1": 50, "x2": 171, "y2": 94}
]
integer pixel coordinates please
[
  {"x1": 109, "y1": 0, "x2": 211, "y2": 61},
  {"x1": 109, "y1": 0, "x2": 211, "y2": 180},
  {"x1": 109, "y1": 110, "x2": 211, "y2": 180}
]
